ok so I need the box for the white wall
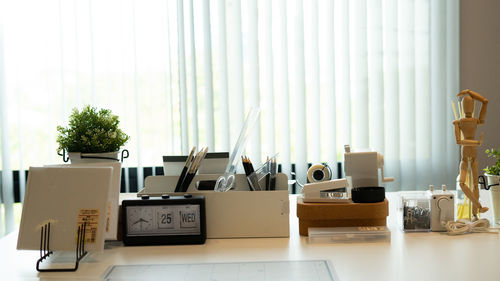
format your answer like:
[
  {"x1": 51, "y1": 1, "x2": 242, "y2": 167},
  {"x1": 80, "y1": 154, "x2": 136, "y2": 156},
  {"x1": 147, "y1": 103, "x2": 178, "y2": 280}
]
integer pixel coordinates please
[{"x1": 460, "y1": 0, "x2": 500, "y2": 172}]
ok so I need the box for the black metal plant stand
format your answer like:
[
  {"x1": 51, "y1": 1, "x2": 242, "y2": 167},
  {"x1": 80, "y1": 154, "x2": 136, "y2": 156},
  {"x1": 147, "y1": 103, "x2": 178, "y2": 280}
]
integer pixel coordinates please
[
  {"x1": 36, "y1": 222, "x2": 88, "y2": 272},
  {"x1": 479, "y1": 175, "x2": 500, "y2": 190},
  {"x1": 58, "y1": 149, "x2": 129, "y2": 163}
]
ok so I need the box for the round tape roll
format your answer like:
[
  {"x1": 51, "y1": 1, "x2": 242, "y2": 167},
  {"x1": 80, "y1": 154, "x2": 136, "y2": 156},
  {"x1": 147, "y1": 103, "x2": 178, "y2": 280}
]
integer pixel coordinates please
[{"x1": 307, "y1": 164, "x2": 331, "y2": 183}]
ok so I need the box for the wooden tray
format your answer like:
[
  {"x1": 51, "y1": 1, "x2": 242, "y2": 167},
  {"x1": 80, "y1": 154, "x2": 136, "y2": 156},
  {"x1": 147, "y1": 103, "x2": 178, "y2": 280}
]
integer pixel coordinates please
[{"x1": 297, "y1": 197, "x2": 389, "y2": 236}]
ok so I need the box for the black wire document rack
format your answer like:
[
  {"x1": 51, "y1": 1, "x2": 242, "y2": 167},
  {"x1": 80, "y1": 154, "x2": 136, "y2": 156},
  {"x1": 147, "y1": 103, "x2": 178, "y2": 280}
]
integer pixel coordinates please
[{"x1": 36, "y1": 222, "x2": 88, "y2": 272}]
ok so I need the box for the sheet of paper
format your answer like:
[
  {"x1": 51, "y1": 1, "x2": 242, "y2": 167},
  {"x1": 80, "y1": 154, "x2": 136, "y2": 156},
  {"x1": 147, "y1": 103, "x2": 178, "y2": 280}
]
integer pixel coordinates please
[
  {"x1": 103, "y1": 260, "x2": 337, "y2": 281},
  {"x1": 47, "y1": 162, "x2": 122, "y2": 240},
  {"x1": 17, "y1": 167, "x2": 112, "y2": 252}
]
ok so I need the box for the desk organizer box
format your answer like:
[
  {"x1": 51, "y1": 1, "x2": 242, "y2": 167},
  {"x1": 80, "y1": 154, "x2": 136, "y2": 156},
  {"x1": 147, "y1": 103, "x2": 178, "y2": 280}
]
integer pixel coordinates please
[
  {"x1": 135, "y1": 174, "x2": 290, "y2": 239},
  {"x1": 296, "y1": 197, "x2": 389, "y2": 236}
]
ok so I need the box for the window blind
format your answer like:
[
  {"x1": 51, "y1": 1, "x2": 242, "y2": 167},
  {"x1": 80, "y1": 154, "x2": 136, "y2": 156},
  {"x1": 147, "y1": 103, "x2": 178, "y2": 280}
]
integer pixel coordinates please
[{"x1": 0, "y1": 0, "x2": 459, "y2": 237}]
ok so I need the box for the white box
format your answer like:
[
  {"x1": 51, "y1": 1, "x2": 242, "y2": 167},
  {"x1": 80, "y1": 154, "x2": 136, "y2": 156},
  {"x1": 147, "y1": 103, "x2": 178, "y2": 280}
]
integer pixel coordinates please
[
  {"x1": 137, "y1": 174, "x2": 290, "y2": 238},
  {"x1": 430, "y1": 190, "x2": 455, "y2": 232}
]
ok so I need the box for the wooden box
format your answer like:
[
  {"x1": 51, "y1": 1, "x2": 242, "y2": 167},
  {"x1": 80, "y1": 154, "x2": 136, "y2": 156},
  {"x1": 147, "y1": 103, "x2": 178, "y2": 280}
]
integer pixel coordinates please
[{"x1": 296, "y1": 197, "x2": 389, "y2": 236}]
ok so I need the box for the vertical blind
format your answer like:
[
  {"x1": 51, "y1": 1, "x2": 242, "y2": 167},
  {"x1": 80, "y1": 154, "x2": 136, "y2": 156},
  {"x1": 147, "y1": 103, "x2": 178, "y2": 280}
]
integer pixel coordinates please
[{"x1": 0, "y1": 0, "x2": 459, "y2": 237}]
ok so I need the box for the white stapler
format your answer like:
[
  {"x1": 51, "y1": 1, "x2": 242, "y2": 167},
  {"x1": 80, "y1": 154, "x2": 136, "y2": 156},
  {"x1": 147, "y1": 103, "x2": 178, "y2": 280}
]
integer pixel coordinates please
[{"x1": 302, "y1": 178, "x2": 351, "y2": 203}]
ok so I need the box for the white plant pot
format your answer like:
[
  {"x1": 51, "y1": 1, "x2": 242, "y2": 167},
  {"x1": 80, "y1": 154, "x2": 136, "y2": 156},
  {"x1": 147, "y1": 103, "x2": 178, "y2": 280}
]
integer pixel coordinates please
[
  {"x1": 485, "y1": 174, "x2": 500, "y2": 225},
  {"x1": 486, "y1": 174, "x2": 500, "y2": 187},
  {"x1": 69, "y1": 152, "x2": 120, "y2": 163}
]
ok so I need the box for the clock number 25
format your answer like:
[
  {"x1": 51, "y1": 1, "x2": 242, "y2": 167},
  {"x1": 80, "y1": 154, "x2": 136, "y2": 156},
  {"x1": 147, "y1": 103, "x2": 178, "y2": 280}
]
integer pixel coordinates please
[
  {"x1": 161, "y1": 213, "x2": 172, "y2": 224},
  {"x1": 158, "y1": 211, "x2": 174, "y2": 228}
]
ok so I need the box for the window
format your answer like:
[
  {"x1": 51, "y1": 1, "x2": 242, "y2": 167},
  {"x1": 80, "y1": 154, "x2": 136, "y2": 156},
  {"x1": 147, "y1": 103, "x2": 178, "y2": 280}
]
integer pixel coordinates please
[{"x1": 0, "y1": 0, "x2": 459, "y2": 236}]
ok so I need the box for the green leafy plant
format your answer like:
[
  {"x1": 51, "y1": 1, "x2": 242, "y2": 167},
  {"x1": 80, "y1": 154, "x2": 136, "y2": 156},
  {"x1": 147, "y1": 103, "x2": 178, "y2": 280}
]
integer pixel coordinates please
[
  {"x1": 57, "y1": 105, "x2": 130, "y2": 154},
  {"x1": 484, "y1": 148, "x2": 500, "y2": 175}
]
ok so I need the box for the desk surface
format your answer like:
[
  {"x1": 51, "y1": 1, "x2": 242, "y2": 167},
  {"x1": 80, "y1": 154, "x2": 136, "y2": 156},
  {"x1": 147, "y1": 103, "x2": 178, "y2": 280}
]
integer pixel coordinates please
[{"x1": 2, "y1": 193, "x2": 500, "y2": 281}]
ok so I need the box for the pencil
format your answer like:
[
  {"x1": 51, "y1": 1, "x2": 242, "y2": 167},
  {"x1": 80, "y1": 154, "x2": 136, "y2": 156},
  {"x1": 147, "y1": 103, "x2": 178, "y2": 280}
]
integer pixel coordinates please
[
  {"x1": 174, "y1": 147, "x2": 196, "y2": 192},
  {"x1": 181, "y1": 147, "x2": 209, "y2": 192},
  {"x1": 242, "y1": 156, "x2": 251, "y2": 176},
  {"x1": 451, "y1": 101, "x2": 458, "y2": 120},
  {"x1": 265, "y1": 157, "x2": 270, "y2": 190},
  {"x1": 243, "y1": 156, "x2": 254, "y2": 191},
  {"x1": 247, "y1": 157, "x2": 255, "y2": 174},
  {"x1": 270, "y1": 158, "x2": 276, "y2": 191},
  {"x1": 245, "y1": 156, "x2": 260, "y2": 191},
  {"x1": 179, "y1": 150, "x2": 201, "y2": 192}
]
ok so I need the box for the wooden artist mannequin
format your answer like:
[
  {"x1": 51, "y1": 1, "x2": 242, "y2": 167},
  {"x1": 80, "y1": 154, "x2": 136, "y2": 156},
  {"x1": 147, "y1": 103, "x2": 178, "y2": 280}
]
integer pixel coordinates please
[{"x1": 453, "y1": 89, "x2": 488, "y2": 218}]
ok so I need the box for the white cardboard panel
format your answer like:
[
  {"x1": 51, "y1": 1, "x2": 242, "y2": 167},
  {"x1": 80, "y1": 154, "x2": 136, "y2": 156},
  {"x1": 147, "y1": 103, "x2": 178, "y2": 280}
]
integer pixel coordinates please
[
  {"x1": 17, "y1": 167, "x2": 112, "y2": 251},
  {"x1": 47, "y1": 162, "x2": 122, "y2": 240}
]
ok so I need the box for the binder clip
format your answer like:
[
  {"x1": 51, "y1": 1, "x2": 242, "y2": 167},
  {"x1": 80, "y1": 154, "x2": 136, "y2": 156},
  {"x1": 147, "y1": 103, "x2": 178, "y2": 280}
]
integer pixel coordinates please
[
  {"x1": 301, "y1": 178, "x2": 351, "y2": 203},
  {"x1": 36, "y1": 222, "x2": 88, "y2": 272}
]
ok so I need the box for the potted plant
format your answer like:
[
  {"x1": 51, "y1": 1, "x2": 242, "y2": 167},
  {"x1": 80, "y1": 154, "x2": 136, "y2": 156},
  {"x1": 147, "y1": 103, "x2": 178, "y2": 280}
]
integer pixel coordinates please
[
  {"x1": 57, "y1": 105, "x2": 130, "y2": 163},
  {"x1": 484, "y1": 148, "x2": 500, "y2": 185},
  {"x1": 484, "y1": 149, "x2": 500, "y2": 224}
]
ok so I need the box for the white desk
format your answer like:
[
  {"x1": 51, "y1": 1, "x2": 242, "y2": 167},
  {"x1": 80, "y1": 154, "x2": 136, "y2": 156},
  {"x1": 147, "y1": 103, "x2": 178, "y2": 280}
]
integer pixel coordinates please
[{"x1": 2, "y1": 193, "x2": 500, "y2": 281}]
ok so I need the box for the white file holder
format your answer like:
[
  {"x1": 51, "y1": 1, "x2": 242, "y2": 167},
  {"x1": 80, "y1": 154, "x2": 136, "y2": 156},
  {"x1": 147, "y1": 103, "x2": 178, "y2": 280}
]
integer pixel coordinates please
[{"x1": 137, "y1": 173, "x2": 290, "y2": 238}]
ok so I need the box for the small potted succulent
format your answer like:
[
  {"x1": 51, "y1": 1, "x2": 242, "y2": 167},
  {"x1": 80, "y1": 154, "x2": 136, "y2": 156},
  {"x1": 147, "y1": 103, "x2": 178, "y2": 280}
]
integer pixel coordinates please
[{"x1": 57, "y1": 105, "x2": 130, "y2": 163}]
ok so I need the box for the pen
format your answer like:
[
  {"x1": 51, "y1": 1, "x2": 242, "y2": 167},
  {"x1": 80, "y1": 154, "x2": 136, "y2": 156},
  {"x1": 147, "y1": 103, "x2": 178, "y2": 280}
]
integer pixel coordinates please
[{"x1": 175, "y1": 146, "x2": 196, "y2": 192}]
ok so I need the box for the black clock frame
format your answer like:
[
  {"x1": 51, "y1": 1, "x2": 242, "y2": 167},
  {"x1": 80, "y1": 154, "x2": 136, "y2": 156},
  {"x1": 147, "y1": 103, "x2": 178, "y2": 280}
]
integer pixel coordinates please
[{"x1": 122, "y1": 195, "x2": 206, "y2": 246}]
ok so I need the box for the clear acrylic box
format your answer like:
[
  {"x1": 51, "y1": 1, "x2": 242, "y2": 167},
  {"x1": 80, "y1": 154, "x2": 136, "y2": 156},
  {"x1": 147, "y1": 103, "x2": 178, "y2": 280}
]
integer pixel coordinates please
[
  {"x1": 401, "y1": 192, "x2": 431, "y2": 232},
  {"x1": 308, "y1": 226, "x2": 390, "y2": 243}
]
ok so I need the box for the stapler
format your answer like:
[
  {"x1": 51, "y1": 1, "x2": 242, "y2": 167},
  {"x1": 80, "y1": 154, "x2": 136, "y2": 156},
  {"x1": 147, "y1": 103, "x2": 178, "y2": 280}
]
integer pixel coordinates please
[{"x1": 302, "y1": 178, "x2": 351, "y2": 203}]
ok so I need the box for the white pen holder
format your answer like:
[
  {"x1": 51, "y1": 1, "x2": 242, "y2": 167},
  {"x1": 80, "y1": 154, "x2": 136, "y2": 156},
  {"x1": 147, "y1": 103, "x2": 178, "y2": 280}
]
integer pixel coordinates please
[{"x1": 137, "y1": 174, "x2": 290, "y2": 238}]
